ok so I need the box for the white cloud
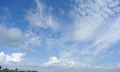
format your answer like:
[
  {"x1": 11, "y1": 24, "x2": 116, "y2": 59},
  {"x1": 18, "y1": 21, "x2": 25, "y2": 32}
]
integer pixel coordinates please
[
  {"x1": 42, "y1": 56, "x2": 91, "y2": 68},
  {"x1": 23, "y1": 0, "x2": 61, "y2": 51},
  {"x1": 42, "y1": 57, "x2": 120, "y2": 70},
  {"x1": 25, "y1": 0, "x2": 58, "y2": 30},
  {"x1": 1, "y1": 0, "x2": 120, "y2": 69},
  {"x1": 0, "y1": 51, "x2": 25, "y2": 63},
  {"x1": 6, "y1": 53, "x2": 25, "y2": 62},
  {"x1": 0, "y1": 24, "x2": 41, "y2": 51},
  {"x1": 0, "y1": 25, "x2": 24, "y2": 47},
  {"x1": 21, "y1": 31, "x2": 41, "y2": 50},
  {"x1": 23, "y1": 0, "x2": 120, "y2": 67},
  {"x1": 71, "y1": 0, "x2": 120, "y2": 41},
  {"x1": 61, "y1": 0, "x2": 120, "y2": 61},
  {"x1": 3, "y1": 57, "x2": 118, "y2": 72},
  {"x1": 0, "y1": 52, "x2": 5, "y2": 61},
  {"x1": 77, "y1": 16, "x2": 120, "y2": 63},
  {"x1": 43, "y1": 56, "x2": 60, "y2": 66}
]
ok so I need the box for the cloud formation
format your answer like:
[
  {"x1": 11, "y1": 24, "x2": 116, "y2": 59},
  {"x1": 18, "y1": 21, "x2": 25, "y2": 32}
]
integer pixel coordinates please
[
  {"x1": 20, "y1": 31, "x2": 41, "y2": 50},
  {"x1": 0, "y1": 51, "x2": 25, "y2": 63},
  {"x1": 42, "y1": 56, "x2": 91, "y2": 68},
  {"x1": 0, "y1": 25, "x2": 24, "y2": 47},
  {"x1": 24, "y1": 0, "x2": 120, "y2": 67},
  {"x1": 71, "y1": 0, "x2": 120, "y2": 41},
  {"x1": 25, "y1": 0, "x2": 58, "y2": 30},
  {"x1": 58, "y1": 0, "x2": 120, "y2": 64},
  {"x1": 0, "y1": 0, "x2": 120, "y2": 71}
]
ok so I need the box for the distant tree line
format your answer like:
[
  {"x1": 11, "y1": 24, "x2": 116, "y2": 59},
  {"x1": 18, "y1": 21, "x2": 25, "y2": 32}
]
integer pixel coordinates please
[{"x1": 0, "y1": 66, "x2": 38, "y2": 72}]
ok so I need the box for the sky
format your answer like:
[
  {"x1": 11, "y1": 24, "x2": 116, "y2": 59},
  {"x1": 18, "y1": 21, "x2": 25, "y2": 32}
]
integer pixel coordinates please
[{"x1": 0, "y1": 0, "x2": 120, "y2": 72}]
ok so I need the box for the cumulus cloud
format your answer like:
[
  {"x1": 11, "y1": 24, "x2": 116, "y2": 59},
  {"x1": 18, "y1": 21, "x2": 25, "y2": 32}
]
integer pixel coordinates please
[
  {"x1": 0, "y1": 52, "x2": 5, "y2": 61},
  {"x1": 0, "y1": 24, "x2": 41, "y2": 51},
  {"x1": 42, "y1": 56, "x2": 91, "y2": 68},
  {"x1": 0, "y1": 25, "x2": 24, "y2": 47},
  {"x1": 43, "y1": 56, "x2": 60, "y2": 66},
  {"x1": 0, "y1": 51, "x2": 25, "y2": 63},
  {"x1": 6, "y1": 53, "x2": 25, "y2": 62}
]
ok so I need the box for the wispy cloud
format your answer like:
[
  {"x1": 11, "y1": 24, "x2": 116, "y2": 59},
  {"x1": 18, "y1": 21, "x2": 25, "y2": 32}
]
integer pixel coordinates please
[
  {"x1": 25, "y1": 0, "x2": 59, "y2": 30},
  {"x1": 24, "y1": 0, "x2": 120, "y2": 67},
  {"x1": 20, "y1": 31, "x2": 41, "y2": 50},
  {"x1": 58, "y1": 0, "x2": 120, "y2": 64},
  {"x1": 71, "y1": 0, "x2": 120, "y2": 41},
  {"x1": 22, "y1": 0, "x2": 61, "y2": 51},
  {"x1": 1, "y1": 0, "x2": 120, "y2": 70}
]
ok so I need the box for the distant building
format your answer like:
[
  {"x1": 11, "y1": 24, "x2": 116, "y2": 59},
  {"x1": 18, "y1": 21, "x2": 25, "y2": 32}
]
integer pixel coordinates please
[{"x1": 0, "y1": 66, "x2": 1, "y2": 69}]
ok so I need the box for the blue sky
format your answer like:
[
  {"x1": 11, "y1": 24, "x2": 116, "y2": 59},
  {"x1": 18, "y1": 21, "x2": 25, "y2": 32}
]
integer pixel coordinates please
[{"x1": 0, "y1": 0, "x2": 120, "y2": 72}]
